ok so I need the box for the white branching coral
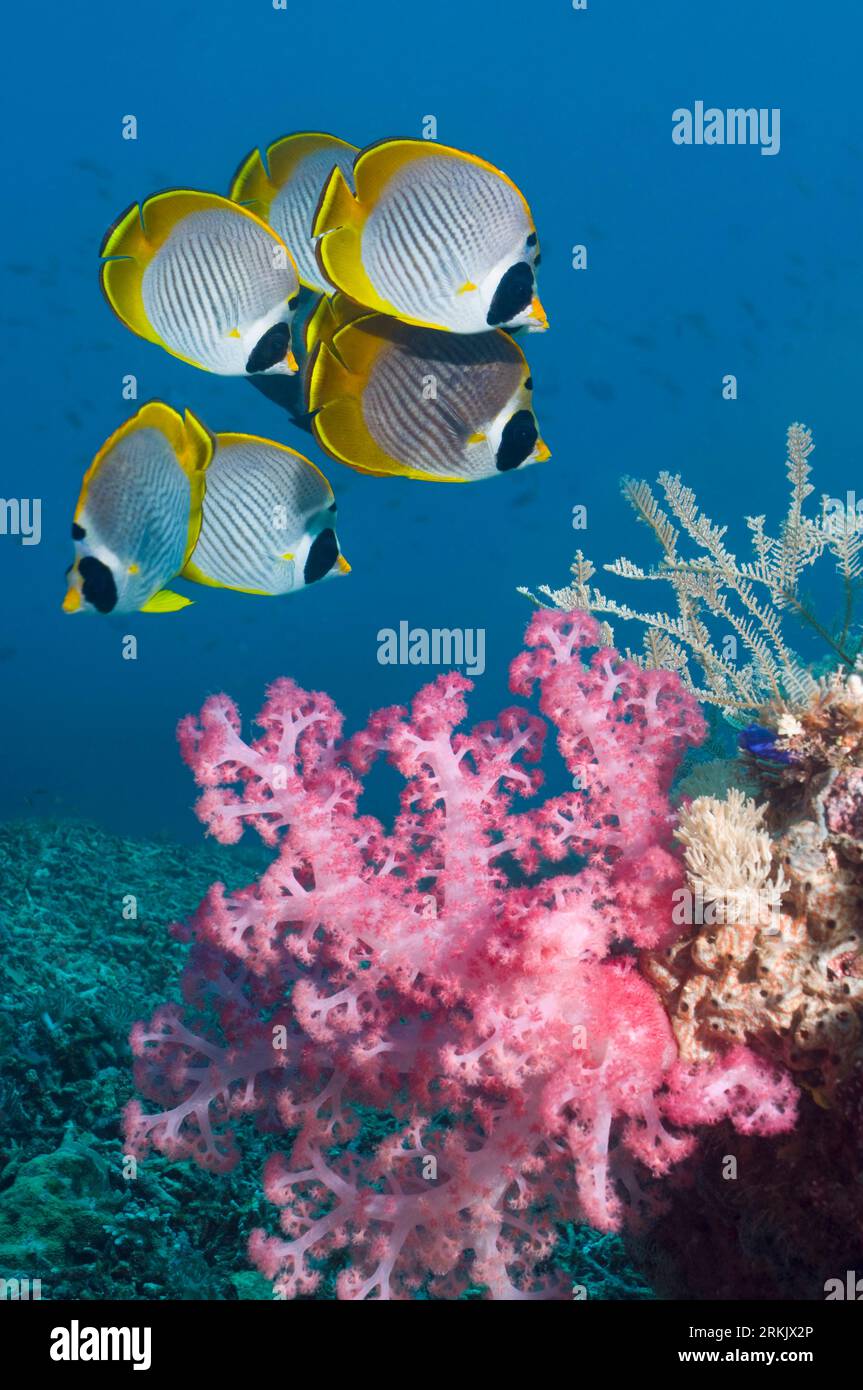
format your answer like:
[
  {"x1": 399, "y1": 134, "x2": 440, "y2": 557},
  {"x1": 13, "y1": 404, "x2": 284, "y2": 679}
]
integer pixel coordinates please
[
  {"x1": 675, "y1": 788, "x2": 787, "y2": 922},
  {"x1": 521, "y1": 424, "x2": 863, "y2": 715}
]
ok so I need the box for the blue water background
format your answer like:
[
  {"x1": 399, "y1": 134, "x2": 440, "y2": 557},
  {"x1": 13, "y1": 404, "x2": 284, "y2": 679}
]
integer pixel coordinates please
[{"x1": 1, "y1": 0, "x2": 861, "y2": 840}]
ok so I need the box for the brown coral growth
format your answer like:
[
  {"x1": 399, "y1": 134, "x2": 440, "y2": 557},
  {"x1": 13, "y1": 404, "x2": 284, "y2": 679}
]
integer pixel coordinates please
[{"x1": 646, "y1": 676, "x2": 863, "y2": 1104}]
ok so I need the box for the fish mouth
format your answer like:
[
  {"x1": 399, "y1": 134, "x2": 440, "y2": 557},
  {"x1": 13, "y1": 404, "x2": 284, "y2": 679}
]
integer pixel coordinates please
[
  {"x1": 527, "y1": 295, "x2": 549, "y2": 331},
  {"x1": 62, "y1": 586, "x2": 82, "y2": 613},
  {"x1": 335, "y1": 554, "x2": 351, "y2": 574},
  {"x1": 534, "y1": 439, "x2": 552, "y2": 462}
]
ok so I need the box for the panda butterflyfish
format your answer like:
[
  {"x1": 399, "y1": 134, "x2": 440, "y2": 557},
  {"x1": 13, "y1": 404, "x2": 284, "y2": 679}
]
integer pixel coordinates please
[
  {"x1": 183, "y1": 434, "x2": 350, "y2": 596},
  {"x1": 230, "y1": 132, "x2": 358, "y2": 294},
  {"x1": 312, "y1": 139, "x2": 548, "y2": 335},
  {"x1": 100, "y1": 189, "x2": 301, "y2": 376},
  {"x1": 63, "y1": 405, "x2": 350, "y2": 615},
  {"x1": 63, "y1": 401, "x2": 212, "y2": 615},
  {"x1": 306, "y1": 294, "x2": 551, "y2": 481}
]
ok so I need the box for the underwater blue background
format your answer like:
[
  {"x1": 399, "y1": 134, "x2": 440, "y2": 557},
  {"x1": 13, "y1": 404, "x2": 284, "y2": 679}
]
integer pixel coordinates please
[{"x1": 1, "y1": 0, "x2": 861, "y2": 840}]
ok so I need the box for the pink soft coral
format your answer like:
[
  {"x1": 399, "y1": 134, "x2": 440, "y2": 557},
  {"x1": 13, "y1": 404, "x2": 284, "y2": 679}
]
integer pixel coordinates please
[{"x1": 126, "y1": 611, "x2": 796, "y2": 1299}]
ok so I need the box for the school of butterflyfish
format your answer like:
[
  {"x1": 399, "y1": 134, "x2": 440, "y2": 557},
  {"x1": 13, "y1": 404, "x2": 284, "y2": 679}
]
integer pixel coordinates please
[{"x1": 64, "y1": 133, "x2": 551, "y2": 615}]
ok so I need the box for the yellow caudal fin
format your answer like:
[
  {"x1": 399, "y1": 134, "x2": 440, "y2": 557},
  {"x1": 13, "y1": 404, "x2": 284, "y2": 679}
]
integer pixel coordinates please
[
  {"x1": 140, "y1": 588, "x2": 194, "y2": 613},
  {"x1": 312, "y1": 165, "x2": 362, "y2": 237},
  {"x1": 313, "y1": 167, "x2": 404, "y2": 314},
  {"x1": 99, "y1": 200, "x2": 157, "y2": 343},
  {"x1": 174, "y1": 407, "x2": 216, "y2": 564},
  {"x1": 228, "y1": 146, "x2": 277, "y2": 216},
  {"x1": 304, "y1": 292, "x2": 371, "y2": 359},
  {"x1": 304, "y1": 295, "x2": 340, "y2": 359},
  {"x1": 307, "y1": 340, "x2": 359, "y2": 415},
  {"x1": 328, "y1": 315, "x2": 391, "y2": 379}
]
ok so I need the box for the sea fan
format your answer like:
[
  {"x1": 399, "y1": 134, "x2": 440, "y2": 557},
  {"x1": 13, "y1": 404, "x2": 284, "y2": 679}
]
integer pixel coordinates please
[{"x1": 521, "y1": 424, "x2": 863, "y2": 716}]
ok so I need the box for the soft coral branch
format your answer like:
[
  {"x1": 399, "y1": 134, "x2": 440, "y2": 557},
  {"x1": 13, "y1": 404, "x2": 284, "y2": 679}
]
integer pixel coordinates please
[{"x1": 127, "y1": 611, "x2": 795, "y2": 1298}]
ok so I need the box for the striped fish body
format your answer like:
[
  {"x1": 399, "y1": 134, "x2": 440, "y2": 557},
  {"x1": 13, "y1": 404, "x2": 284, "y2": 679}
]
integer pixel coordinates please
[
  {"x1": 142, "y1": 210, "x2": 298, "y2": 374},
  {"x1": 364, "y1": 158, "x2": 532, "y2": 332},
  {"x1": 101, "y1": 192, "x2": 300, "y2": 376},
  {"x1": 64, "y1": 404, "x2": 212, "y2": 614},
  {"x1": 314, "y1": 142, "x2": 547, "y2": 334},
  {"x1": 184, "y1": 436, "x2": 346, "y2": 595},
  {"x1": 309, "y1": 313, "x2": 548, "y2": 481},
  {"x1": 231, "y1": 134, "x2": 359, "y2": 292},
  {"x1": 81, "y1": 428, "x2": 191, "y2": 607}
]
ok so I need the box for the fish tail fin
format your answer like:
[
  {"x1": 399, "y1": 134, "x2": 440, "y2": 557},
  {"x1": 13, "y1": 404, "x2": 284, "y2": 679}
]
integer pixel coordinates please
[
  {"x1": 304, "y1": 292, "x2": 368, "y2": 360},
  {"x1": 100, "y1": 201, "x2": 155, "y2": 343},
  {"x1": 307, "y1": 340, "x2": 359, "y2": 414},
  {"x1": 313, "y1": 170, "x2": 394, "y2": 311},
  {"x1": 176, "y1": 408, "x2": 215, "y2": 563},
  {"x1": 313, "y1": 164, "x2": 362, "y2": 237},
  {"x1": 229, "y1": 146, "x2": 277, "y2": 216},
  {"x1": 312, "y1": 165, "x2": 366, "y2": 299},
  {"x1": 304, "y1": 295, "x2": 340, "y2": 359}
]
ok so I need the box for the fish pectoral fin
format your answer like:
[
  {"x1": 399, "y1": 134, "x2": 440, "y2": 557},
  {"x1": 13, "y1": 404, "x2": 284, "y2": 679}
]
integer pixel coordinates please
[
  {"x1": 227, "y1": 327, "x2": 242, "y2": 339},
  {"x1": 467, "y1": 431, "x2": 487, "y2": 445},
  {"x1": 140, "y1": 588, "x2": 194, "y2": 613},
  {"x1": 457, "y1": 281, "x2": 478, "y2": 295},
  {"x1": 280, "y1": 551, "x2": 295, "y2": 561}
]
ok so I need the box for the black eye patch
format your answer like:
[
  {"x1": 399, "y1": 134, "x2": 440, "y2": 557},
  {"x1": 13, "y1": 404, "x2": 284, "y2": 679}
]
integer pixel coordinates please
[
  {"x1": 304, "y1": 527, "x2": 338, "y2": 584},
  {"x1": 79, "y1": 555, "x2": 118, "y2": 613},
  {"x1": 486, "y1": 262, "x2": 534, "y2": 327},
  {"x1": 246, "y1": 322, "x2": 292, "y2": 373},
  {"x1": 496, "y1": 410, "x2": 537, "y2": 472}
]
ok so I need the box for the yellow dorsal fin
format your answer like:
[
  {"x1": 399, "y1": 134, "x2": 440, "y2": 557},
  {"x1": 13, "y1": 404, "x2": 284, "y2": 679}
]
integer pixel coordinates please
[
  {"x1": 350, "y1": 138, "x2": 533, "y2": 221},
  {"x1": 140, "y1": 588, "x2": 194, "y2": 613},
  {"x1": 268, "y1": 131, "x2": 358, "y2": 189}
]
